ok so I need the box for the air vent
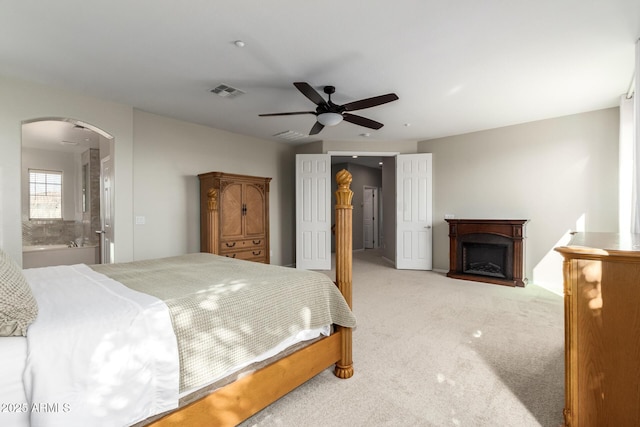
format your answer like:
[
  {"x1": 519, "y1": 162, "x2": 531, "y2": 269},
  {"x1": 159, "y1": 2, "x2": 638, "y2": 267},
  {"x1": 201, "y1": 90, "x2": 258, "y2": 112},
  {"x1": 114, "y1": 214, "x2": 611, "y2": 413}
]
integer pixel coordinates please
[
  {"x1": 273, "y1": 130, "x2": 309, "y2": 141},
  {"x1": 210, "y1": 84, "x2": 245, "y2": 99}
]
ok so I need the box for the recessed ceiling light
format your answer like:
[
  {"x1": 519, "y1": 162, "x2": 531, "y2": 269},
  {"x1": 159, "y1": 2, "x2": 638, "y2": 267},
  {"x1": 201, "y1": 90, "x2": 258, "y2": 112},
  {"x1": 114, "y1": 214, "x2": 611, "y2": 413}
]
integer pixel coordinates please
[
  {"x1": 360, "y1": 133, "x2": 370, "y2": 137},
  {"x1": 234, "y1": 40, "x2": 245, "y2": 48},
  {"x1": 352, "y1": 155, "x2": 358, "y2": 159}
]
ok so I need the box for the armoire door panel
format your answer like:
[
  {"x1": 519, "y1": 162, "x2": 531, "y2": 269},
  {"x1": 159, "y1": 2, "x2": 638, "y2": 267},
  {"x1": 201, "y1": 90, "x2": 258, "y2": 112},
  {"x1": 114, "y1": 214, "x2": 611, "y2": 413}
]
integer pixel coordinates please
[
  {"x1": 244, "y1": 184, "x2": 266, "y2": 237},
  {"x1": 220, "y1": 183, "x2": 243, "y2": 238}
]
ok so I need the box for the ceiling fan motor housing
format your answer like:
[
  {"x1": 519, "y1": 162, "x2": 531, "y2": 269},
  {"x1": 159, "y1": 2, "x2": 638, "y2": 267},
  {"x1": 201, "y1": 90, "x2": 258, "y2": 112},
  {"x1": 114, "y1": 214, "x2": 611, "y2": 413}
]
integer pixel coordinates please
[{"x1": 323, "y1": 86, "x2": 336, "y2": 95}]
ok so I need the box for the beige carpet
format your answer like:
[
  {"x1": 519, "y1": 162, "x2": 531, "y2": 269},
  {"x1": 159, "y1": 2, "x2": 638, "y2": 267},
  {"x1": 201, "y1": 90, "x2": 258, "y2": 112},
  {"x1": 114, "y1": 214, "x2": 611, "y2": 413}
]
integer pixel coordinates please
[{"x1": 240, "y1": 249, "x2": 565, "y2": 427}]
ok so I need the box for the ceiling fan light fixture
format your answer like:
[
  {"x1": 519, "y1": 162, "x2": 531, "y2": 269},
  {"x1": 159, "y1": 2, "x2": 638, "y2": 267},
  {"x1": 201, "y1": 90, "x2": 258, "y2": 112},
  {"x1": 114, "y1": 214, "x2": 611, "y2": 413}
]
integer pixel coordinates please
[{"x1": 317, "y1": 112, "x2": 343, "y2": 127}]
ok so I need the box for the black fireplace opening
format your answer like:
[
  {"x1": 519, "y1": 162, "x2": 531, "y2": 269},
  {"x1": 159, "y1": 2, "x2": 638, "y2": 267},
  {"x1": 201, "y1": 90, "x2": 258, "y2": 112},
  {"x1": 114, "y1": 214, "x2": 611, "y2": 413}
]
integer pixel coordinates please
[{"x1": 462, "y1": 242, "x2": 509, "y2": 279}]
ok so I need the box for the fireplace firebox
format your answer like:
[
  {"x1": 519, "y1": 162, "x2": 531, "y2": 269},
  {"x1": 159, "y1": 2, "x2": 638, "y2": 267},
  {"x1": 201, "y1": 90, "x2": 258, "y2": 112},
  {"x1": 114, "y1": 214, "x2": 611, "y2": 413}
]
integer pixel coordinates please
[
  {"x1": 446, "y1": 219, "x2": 528, "y2": 287},
  {"x1": 463, "y1": 242, "x2": 508, "y2": 278}
]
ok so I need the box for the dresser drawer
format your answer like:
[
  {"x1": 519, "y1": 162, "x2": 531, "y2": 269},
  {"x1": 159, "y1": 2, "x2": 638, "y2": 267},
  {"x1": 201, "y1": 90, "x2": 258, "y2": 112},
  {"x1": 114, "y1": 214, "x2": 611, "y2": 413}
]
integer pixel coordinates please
[
  {"x1": 220, "y1": 238, "x2": 265, "y2": 252},
  {"x1": 223, "y1": 248, "x2": 267, "y2": 263}
]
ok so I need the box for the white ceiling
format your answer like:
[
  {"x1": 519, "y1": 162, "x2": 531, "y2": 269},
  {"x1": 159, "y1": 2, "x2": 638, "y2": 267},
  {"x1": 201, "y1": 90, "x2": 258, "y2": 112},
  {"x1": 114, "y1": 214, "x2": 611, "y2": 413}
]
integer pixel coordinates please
[{"x1": 2, "y1": 1, "x2": 638, "y2": 145}]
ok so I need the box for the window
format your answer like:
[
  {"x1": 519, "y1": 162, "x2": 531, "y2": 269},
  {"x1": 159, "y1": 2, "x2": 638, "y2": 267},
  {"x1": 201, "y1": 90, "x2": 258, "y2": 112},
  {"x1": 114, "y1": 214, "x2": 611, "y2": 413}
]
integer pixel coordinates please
[{"x1": 29, "y1": 169, "x2": 63, "y2": 219}]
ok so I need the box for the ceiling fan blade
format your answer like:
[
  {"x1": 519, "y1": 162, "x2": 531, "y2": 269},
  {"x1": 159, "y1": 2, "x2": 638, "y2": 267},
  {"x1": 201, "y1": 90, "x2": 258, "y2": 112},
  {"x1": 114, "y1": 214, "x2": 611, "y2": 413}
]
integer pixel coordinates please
[
  {"x1": 259, "y1": 111, "x2": 316, "y2": 117},
  {"x1": 342, "y1": 113, "x2": 384, "y2": 130},
  {"x1": 293, "y1": 82, "x2": 327, "y2": 106},
  {"x1": 342, "y1": 93, "x2": 399, "y2": 111},
  {"x1": 309, "y1": 121, "x2": 325, "y2": 135}
]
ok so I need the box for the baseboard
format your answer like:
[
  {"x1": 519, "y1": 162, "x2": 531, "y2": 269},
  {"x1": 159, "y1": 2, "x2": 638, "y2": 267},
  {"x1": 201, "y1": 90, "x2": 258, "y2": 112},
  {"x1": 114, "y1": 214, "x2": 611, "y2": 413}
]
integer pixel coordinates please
[{"x1": 381, "y1": 256, "x2": 395, "y2": 267}]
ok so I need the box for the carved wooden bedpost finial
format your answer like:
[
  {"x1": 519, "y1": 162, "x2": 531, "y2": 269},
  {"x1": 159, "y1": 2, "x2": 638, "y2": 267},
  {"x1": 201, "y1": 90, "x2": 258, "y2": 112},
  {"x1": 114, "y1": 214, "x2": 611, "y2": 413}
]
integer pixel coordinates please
[
  {"x1": 335, "y1": 169, "x2": 353, "y2": 206},
  {"x1": 334, "y1": 169, "x2": 354, "y2": 379}
]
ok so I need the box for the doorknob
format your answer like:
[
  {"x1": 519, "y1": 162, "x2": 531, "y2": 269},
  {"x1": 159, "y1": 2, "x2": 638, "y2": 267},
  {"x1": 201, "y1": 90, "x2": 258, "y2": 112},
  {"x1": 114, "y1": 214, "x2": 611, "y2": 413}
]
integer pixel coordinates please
[{"x1": 424, "y1": 226, "x2": 432, "y2": 229}]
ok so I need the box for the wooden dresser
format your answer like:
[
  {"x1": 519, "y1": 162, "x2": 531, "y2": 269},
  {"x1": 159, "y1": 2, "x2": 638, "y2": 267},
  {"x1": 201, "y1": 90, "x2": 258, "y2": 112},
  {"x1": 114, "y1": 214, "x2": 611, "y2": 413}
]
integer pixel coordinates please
[
  {"x1": 198, "y1": 172, "x2": 271, "y2": 264},
  {"x1": 555, "y1": 233, "x2": 640, "y2": 427}
]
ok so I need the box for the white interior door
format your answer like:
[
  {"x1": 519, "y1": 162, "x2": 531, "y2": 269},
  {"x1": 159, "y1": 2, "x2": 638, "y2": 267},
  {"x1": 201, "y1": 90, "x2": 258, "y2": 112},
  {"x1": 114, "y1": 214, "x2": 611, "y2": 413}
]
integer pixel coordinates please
[
  {"x1": 363, "y1": 187, "x2": 377, "y2": 248},
  {"x1": 295, "y1": 154, "x2": 331, "y2": 270},
  {"x1": 396, "y1": 153, "x2": 432, "y2": 270}
]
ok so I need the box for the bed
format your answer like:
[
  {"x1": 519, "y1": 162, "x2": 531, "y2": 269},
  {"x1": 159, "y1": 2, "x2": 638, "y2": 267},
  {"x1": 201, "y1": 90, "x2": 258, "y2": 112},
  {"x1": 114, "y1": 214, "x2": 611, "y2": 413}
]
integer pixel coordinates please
[{"x1": 0, "y1": 170, "x2": 355, "y2": 427}]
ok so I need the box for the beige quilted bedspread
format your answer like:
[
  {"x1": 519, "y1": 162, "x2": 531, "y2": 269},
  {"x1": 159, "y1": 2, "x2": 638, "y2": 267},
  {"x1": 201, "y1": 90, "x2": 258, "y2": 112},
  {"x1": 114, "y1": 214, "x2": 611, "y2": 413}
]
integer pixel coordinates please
[{"x1": 92, "y1": 253, "x2": 356, "y2": 391}]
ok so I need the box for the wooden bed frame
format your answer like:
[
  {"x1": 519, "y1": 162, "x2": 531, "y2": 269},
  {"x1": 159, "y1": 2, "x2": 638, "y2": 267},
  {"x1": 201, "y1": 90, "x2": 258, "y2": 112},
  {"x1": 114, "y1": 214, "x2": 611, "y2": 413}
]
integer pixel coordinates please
[{"x1": 149, "y1": 169, "x2": 354, "y2": 427}]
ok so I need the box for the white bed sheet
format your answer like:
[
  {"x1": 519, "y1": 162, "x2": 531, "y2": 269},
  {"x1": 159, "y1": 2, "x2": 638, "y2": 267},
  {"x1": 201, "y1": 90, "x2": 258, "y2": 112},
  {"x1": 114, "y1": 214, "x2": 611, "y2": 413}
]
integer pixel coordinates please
[
  {"x1": 23, "y1": 264, "x2": 180, "y2": 427},
  {"x1": 0, "y1": 337, "x2": 30, "y2": 427}
]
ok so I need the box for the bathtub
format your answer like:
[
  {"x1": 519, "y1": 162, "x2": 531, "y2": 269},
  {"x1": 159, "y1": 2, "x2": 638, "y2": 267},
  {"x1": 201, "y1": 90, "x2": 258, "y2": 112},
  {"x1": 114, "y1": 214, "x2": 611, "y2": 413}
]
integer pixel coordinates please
[{"x1": 22, "y1": 245, "x2": 99, "y2": 269}]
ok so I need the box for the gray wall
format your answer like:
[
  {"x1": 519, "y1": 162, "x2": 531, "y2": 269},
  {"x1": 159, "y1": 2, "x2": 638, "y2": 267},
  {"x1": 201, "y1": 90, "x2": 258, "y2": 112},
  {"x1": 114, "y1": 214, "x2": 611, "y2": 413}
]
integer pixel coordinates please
[
  {"x1": 381, "y1": 156, "x2": 396, "y2": 262},
  {"x1": 131, "y1": 110, "x2": 296, "y2": 265},
  {"x1": 331, "y1": 162, "x2": 382, "y2": 252},
  {"x1": 0, "y1": 75, "x2": 296, "y2": 266},
  {"x1": 348, "y1": 163, "x2": 382, "y2": 250},
  {"x1": 418, "y1": 107, "x2": 619, "y2": 294},
  {"x1": 1, "y1": 74, "x2": 621, "y2": 288},
  {"x1": 0, "y1": 75, "x2": 135, "y2": 264}
]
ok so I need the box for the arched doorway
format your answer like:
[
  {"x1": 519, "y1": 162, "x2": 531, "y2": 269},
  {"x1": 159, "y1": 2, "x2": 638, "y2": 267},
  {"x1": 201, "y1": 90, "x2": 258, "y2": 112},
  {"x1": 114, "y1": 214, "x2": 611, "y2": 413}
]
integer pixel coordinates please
[{"x1": 21, "y1": 118, "x2": 115, "y2": 266}]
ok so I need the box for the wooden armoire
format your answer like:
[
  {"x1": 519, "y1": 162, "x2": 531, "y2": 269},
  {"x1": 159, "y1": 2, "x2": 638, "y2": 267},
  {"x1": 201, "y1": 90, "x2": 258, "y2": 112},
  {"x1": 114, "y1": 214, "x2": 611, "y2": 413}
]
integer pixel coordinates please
[{"x1": 198, "y1": 172, "x2": 271, "y2": 264}]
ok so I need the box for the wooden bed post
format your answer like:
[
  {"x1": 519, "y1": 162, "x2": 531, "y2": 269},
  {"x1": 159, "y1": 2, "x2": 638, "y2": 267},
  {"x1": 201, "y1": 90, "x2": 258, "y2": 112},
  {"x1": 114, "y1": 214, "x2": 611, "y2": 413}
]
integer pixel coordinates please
[
  {"x1": 206, "y1": 188, "x2": 219, "y2": 253},
  {"x1": 334, "y1": 169, "x2": 354, "y2": 379}
]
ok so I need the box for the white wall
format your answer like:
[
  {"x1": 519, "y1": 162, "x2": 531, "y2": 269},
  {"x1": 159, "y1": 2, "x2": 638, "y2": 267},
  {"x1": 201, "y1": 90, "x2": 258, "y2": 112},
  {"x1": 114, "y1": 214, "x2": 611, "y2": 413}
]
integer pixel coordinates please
[
  {"x1": 418, "y1": 107, "x2": 619, "y2": 293},
  {"x1": 322, "y1": 139, "x2": 418, "y2": 154},
  {"x1": 131, "y1": 110, "x2": 295, "y2": 265},
  {"x1": 0, "y1": 75, "x2": 134, "y2": 264}
]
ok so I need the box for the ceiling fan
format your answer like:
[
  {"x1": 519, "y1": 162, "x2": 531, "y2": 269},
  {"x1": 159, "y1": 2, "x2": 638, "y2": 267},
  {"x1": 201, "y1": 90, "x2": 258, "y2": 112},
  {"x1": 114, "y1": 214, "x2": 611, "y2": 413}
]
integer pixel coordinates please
[{"x1": 259, "y1": 82, "x2": 399, "y2": 135}]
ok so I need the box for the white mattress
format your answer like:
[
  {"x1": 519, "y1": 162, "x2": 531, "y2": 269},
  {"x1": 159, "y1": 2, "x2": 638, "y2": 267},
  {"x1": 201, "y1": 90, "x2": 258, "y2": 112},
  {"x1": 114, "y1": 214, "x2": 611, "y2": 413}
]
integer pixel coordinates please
[{"x1": 0, "y1": 337, "x2": 30, "y2": 427}]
